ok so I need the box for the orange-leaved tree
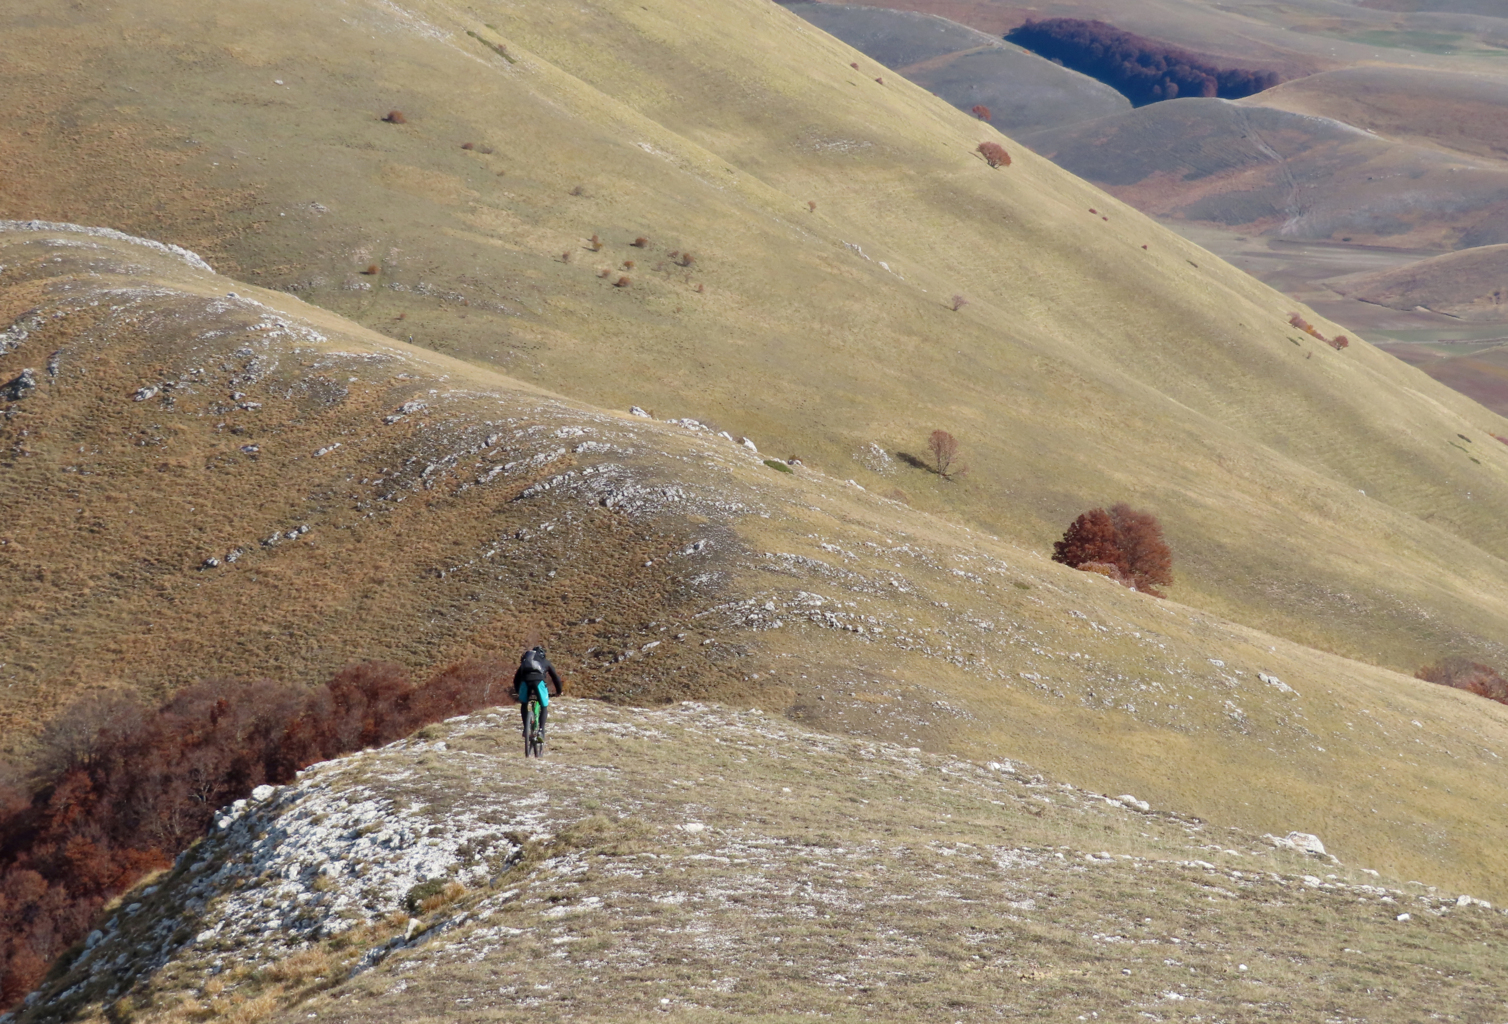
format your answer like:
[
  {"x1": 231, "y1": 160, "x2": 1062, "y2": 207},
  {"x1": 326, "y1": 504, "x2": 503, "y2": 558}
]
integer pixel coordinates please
[
  {"x1": 1052, "y1": 503, "x2": 1172, "y2": 595},
  {"x1": 977, "y1": 141, "x2": 1011, "y2": 168},
  {"x1": 971, "y1": 104, "x2": 992, "y2": 121}
]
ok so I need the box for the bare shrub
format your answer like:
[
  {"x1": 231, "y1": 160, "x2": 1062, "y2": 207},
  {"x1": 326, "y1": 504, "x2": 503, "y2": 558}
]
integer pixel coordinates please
[
  {"x1": 1417, "y1": 657, "x2": 1508, "y2": 704},
  {"x1": 977, "y1": 142, "x2": 1011, "y2": 168},
  {"x1": 677, "y1": 252, "x2": 695, "y2": 267},
  {"x1": 950, "y1": 294, "x2": 968, "y2": 312},
  {"x1": 588, "y1": 234, "x2": 603, "y2": 252},
  {"x1": 927, "y1": 429, "x2": 960, "y2": 478},
  {"x1": 614, "y1": 276, "x2": 631, "y2": 288},
  {"x1": 461, "y1": 142, "x2": 475, "y2": 150},
  {"x1": 631, "y1": 236, "x2": 649, "y2": 248},
  {"x1": 971, "y1": 104, "x2": 991, "y2": 121},
  {"x1": 381, "y1": 110, "x2": 407, "y2": 124},
  {"x1": 622, "y1": 259, "x2": 635, "y2": 270},
  {"x1": 807, "y1": 200, "x2": 817, "y2": 213},
  {"x1": 361, "y1": 264, "x2": 380, "y2": 275}
]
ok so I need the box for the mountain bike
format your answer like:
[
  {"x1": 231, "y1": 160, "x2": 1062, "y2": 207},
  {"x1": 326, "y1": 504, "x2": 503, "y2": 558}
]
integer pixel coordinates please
[{"x1": 523, "y1": 695, "x2": 545, "y2": 758}]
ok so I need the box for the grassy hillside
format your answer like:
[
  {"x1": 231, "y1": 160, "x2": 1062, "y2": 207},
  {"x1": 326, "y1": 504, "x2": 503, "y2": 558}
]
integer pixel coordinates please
[
  {"x1": 6, "y1": 0, "x2": 1508, "y2": 685},
  {"x1": 15, "y1": 701, "x2": 1508, "y2": 1024},
  {"x1": 8, "y1": 225, "x2": 1508, "y2": 911}
]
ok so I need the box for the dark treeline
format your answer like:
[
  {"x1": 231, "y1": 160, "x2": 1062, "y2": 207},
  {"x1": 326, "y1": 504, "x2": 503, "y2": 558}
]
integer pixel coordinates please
[
  {"x1": 0, "y1": 661, "x2": 512, "y2": 1007},
  {"x1": 1005, "y1": 18, "x2": 1281, "y2": 106}
]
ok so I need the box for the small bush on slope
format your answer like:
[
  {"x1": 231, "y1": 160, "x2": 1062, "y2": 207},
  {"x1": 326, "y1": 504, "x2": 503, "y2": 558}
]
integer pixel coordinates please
[
  {"x1": 1417, "y1": 657, "x2": 1508, "y2": 704},
  {"x1": 0, "y1": 661, "x2": 510, "y2": 1007}
]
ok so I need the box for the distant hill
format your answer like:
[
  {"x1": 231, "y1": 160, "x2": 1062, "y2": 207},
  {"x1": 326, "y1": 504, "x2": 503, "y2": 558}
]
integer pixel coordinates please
[
  {"x1": 783, "y1": 3, "x2": 1130, "y2": 134},
  {"x1": 1021, "y1": 98, "x2": 1508, "y2": 249},
  {"x1": 1328, "y1": 244, "x2": 1508, "y2": 321}
]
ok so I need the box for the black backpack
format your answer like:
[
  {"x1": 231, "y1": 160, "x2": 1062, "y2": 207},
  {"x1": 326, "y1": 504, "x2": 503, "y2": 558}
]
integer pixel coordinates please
[{"x1": 520, "y1": 647, "x2": 547, "y2": 679}]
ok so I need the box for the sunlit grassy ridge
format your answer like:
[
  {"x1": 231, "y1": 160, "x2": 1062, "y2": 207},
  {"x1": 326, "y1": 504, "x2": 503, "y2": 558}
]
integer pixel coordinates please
[
  {"x1": 6, "y1": 227, "x2": 1508, "y2": 910},
  {"x1": 10, "y1": 0, "x2": 1508, "y2": 675}
]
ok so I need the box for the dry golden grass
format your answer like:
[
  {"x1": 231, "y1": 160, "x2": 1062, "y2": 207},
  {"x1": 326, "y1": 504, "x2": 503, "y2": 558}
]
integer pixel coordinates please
[
  {"x1": 5, "y1": 228, "x2": 1508, "y2": 910},
  {"x1": 27, "y1": 702, "x2": 1508, "y2": 1024},
  {"x1": 3, "y1": 0, "x2": 1508, "y2": 697}
]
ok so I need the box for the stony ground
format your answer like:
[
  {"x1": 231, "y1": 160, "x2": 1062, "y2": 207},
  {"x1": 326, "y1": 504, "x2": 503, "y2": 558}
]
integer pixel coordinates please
[{"x1": 13, "y1": 700, "x2": 1505, "y2": 1024}]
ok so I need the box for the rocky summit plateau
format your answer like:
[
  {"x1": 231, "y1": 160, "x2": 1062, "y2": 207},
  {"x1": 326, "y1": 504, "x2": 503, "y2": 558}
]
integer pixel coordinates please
[{"x1": 12, "y1": 701, "x2": 1507, "y2": 1024}]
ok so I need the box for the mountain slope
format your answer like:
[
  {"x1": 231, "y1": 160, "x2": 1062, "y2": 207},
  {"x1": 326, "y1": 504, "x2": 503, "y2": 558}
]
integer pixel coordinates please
[
  {"x1": 12, "y1": 701, "x2": 1507, "y2": 1024},
  {"x1": 6, "y1": 0, "x2": 1508, "y2": 684},
  {"x1": 7, "y1": 224, "x2": 1508, "y2": 910}
]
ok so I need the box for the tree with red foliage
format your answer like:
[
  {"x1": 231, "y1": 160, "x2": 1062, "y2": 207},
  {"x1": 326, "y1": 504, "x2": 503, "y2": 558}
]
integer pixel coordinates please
[
  {"x1": 1417, "y1": 657, "x2": 1508, "y2": 704},
  {"x1": 971, "y1": 104, "x2": 991, "y2": 121},
  {"x1": 1109, "y1": 503, "x2": 1173, "y2": 594},
  {"x1": 0, "y1": 659, "x2": 518, "y2": 1011},
  {"x1": 1053, "y1": 504, "x2": 1173, "y2": 596},
  {"x1": 1052, "y1": 508, "x2": 1123, "y2": 573},
  {"x1": 977, "y1": 142, "x2": 1011, "y2": 168}
]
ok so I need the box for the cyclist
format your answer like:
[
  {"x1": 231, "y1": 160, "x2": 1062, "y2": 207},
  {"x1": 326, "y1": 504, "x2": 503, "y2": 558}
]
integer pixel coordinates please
[{"x1": 514, "y1": 645, "x2": 564, "y2": 741}]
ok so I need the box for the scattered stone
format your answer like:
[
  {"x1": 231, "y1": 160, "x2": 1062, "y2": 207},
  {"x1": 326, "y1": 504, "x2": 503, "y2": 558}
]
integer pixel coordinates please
[
  {"x1": 1259, "y1": 672, "x2": 1295, "y2": 694},
  {"x1": 740, "y1": 436, "x2": 758, "y2": 453},
  {"x1": 2, "y1": 368, "x2": 38, "y2": 401},
  {"x1": 225, "y1": 548, "x2": 243, "y2": 563},
  {"x1": 46, "y1": 351, "x2": 61, "y2": 378},
  {"x1": 629, "y1": 406, "x2": 651, "y2": 418},
  {"x1": 200, "y1": 557, "x2": 221, "y2": 570},
  {"x1": 313, "y1": 443, "x2": 341, "y2": 456},
  {"x1": 1266, "y1": 831, "x2": 1325, "y2": 856},
  {"x1": 132, "y1": 384, "x2": 158, "y2": 402}
]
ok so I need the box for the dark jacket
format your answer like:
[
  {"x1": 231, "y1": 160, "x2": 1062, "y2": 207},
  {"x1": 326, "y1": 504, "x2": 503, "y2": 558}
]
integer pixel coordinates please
[{"x1": 514, "y1": 654, "x2": 563, "y2": 699}]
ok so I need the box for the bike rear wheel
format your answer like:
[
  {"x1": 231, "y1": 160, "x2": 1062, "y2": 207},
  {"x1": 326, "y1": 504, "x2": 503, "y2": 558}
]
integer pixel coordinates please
[{"x1": 524, "y1": 700, "x2": 541, "y2": 757}]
